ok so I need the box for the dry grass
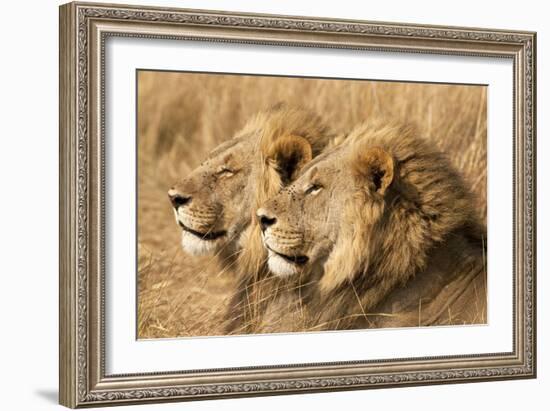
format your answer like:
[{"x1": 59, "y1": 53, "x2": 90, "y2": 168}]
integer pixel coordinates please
[{"x1": 137, "y1": 70, "x2": 487, "y2": 339}]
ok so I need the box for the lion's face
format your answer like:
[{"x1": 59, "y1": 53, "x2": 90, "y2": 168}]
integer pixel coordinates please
[
  {"x1": 169, "y1": 126, "x2": 321, "y2": 258},
  {"x1": 258, "y1": 143, "x2": 394, "y2": 278},
  {"x1": 169, "y1": 138, "x2": 254, "y2": 256},
  {"x1": 168, "y1": 106, "x2": 336, "y2": 261}
]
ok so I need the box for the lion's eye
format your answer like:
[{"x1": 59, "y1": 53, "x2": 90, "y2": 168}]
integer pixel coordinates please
[
  {"x1": 305, "y1": 183, "x2": 323, "y2": 196},
  {"x1": 216, "y1": 166, "x2": 235, "y2": 177}
]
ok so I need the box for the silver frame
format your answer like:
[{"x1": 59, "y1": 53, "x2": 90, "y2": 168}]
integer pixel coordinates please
[{"x1": 59, "y1": 2, "x2": 536, "y2": 408}]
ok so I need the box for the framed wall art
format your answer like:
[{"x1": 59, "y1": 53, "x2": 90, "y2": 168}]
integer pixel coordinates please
[{"x1": 59, "y1": 1, "x2": 537, "y2": 407}]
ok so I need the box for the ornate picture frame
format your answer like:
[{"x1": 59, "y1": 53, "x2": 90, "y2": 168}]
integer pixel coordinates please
[{"x1": 59, "y1": 1, "x2": 536, "y2": 408}]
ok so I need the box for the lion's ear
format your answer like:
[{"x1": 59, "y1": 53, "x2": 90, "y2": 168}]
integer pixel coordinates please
[
  {"x1": 352, "y1": 147, "x2": 394, "y2": 195},
  {"x1": 266, "y1": 134, "x2": 313, "y2": 185}
]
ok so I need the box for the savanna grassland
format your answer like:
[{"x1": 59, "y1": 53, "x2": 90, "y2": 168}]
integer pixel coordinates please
[{"x1": 137, "y1": 70, "x2": 487, "y2": 339}]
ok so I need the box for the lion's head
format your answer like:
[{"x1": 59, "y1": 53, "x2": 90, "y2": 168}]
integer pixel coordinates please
[
  {"x1": 258, "y1": 120, "x2": 477, "y2": 308},
  {"x1": 168, "y1": 105, "x2": 334, "y2": 258}
]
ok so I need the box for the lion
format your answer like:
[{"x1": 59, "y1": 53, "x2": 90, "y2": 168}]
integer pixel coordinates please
[
  {"x1": 257, "y1": 120, "x2": 487, "y2": 331},
  {"x1": 167, "y1": 105, "x2": 336, "y2": 329}
]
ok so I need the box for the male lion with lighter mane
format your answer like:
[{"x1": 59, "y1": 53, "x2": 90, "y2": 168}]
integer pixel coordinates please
[
  {"x1": 257, "y1": 120, "x2": 487, "y2": 331},
  {"x1": 167, "y1": 105, "x2": 336, "y2": 330}
]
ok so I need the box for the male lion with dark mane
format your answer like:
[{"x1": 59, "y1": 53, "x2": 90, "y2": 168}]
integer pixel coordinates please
[
  {"x1": 257, "y1": 120, "x2": 487, "y2": 331},
  {"x1": 167, "y1": 105, "x2": 336, "y2": 330}
]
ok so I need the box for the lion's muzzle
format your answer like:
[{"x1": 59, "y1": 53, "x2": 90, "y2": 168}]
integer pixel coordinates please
[{"x1": 169, "y1": 188, "x2": 227, "y2": 255}]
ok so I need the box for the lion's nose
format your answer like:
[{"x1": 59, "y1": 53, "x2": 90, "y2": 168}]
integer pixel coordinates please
[
  {"x1": 168, "y1": 188, "x2": 191, "y2": 209},
  {"x1": 257, "y1": 209, "x2": 277, "y2": 232}
]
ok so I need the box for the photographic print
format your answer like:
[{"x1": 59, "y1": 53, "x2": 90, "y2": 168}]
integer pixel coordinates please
[
  {"x1": 137, "y1": 71, "x2": 487, "y2": 338},
  {"x1": 60, "y1": 3, "x2": 536, "y2": 406}
]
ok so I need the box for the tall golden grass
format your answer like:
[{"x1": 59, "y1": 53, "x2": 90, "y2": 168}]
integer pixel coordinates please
[{"x1": 137, "y1": 70, "x2": 487, "y2": 339}]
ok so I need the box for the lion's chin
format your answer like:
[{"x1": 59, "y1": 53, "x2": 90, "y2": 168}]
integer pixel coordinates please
[
  {"x1": 181, "y1": 231, "x2": 223, "y2": 256},
  {"x1": 267, "y1": 253, "x2": 301, "y2": 278}
]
